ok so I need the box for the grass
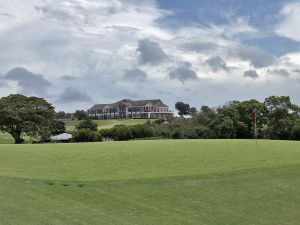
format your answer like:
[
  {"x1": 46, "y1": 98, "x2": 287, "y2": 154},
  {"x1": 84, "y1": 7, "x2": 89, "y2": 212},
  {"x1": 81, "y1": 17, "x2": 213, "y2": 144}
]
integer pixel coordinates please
[
  {"x1": 64, "y1": 118, "x2": 153, "y2": 131},
  {"x1": 1, "y1": 139, "x2": 300, "y2": 224}
]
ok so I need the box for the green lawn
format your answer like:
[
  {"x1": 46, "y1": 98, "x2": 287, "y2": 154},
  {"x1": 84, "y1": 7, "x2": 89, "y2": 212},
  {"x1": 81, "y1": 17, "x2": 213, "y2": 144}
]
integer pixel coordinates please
[
  {"x1": 65, "y1": 119, "x2": 153, "y2": 131},
  {"x1": 1, "y1": 140, "x2": 300, "y2": 225}
]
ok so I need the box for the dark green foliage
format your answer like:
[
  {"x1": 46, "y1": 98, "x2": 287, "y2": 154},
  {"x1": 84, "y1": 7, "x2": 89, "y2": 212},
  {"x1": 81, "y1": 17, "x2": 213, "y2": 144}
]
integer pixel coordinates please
[
  {"x1": 76, "y1": 119, "x2": 98, "y2": 131},
  {"x1": 235, "y1": 121, "x2": 249, "y2": 139},
  {"x1": 264, "y1": 96, "x2": 299, "y2": 139},
  {"x1": 50, "y1": 121, "x2": 66, "y2": 136},
  {"x1": 131, "y1": 124, "x2": 156, "y2": 139},
  {"x1": 153, "y1": 96, "x2": 300, "y2": 141},
  {"x1": 195, "y1": 126, "x2": 217, "y2": 139},
  {"x1": 73, "y1": 129, "x2": 102, "y2": 142},
  {"x1": 175, "y1": 102, "x2": 190, "y2": 116},
  {"x1": 0, "y1": 94, "x2": 56, "y2": 143},
  {"x1": 218, "y1": 117, "x2": 235, "y2": 138},
  {"x1": 73, "y1": 110, "x2": 87, "y2": 120},
  {"x1": 291, "y1": 125, "x2": 300, "y2": 140},
  {"x1": 112, "y1": 125, "x2": 133, "y2": 141}
]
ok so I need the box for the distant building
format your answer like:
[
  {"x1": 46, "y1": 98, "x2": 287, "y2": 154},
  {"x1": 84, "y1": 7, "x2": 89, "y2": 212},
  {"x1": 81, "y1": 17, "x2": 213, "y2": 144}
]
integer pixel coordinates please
[{"x1": 88, "y1": 99, "x2": 173, "y2": 119}]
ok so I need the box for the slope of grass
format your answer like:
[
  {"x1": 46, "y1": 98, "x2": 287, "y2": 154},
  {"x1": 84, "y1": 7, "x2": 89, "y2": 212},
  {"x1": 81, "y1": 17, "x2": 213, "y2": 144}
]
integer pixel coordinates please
[
  {"x1": 65, "y1": 119, "x2": 153, "y2": 131},
  {"x1": 1, "y1": 140, "x2": 300, "y2": 225}
]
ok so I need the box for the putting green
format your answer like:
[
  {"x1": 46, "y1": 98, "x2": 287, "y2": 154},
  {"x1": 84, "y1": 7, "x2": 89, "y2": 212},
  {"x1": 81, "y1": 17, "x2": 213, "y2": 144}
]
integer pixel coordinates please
[{"x1": 0, "y1": 140, "x2": 300, "y2": 225}]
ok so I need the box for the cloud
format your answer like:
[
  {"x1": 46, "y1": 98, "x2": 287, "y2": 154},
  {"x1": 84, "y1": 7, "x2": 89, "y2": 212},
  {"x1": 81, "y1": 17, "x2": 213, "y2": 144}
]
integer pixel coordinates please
[
  {"x1": 122, "y1": 68, "x2": 147, "y2": 82},
  {"x1": 244, "y1": 70, "x2": 259, "y2": 79},
  {"x1": 56, "y1": 87, "x2": 92, "y2": 104},
  {"x1": 1, "y1": 0, "x2": 300, "y2": 110},
  {"x1": 276, "y1": 2, "x2": 300, "y2": 42},
  {"x1": 231, "y1": 46, "x2": 276, "y2": 68},
  {"x1": 268, "y1": 69, "x2": 290, "y2": 77},
  {"x1": 205, "y1": 56, "x2": 228, "y2": 72},
  {"x1": 0, "y1": 81, "x2": 7, "y2": 88},
  {"x1": 61, "y1": 75, "x2": 76, "y2": 81},
  {"x1": 294, "y1": 69, "x2": 300, "y2": 74},
  {"x1": 178, "y1": 41, "x2": 218, "y2": 53},
  {"x1": 4, "y1": 67, "x2": 51, "y2": 95},
  {"x1": 137, "y1": 39, "x2": 169, "y2": 65},
  {"x1": 169, "y1": 64, "x2": 198, "y2": 83}
]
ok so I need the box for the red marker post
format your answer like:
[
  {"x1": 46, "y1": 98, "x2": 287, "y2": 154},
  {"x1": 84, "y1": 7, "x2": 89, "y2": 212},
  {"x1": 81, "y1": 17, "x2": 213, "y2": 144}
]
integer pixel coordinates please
[{"x1": 253, "y1": 109, "x2": 257, "y2": 146}]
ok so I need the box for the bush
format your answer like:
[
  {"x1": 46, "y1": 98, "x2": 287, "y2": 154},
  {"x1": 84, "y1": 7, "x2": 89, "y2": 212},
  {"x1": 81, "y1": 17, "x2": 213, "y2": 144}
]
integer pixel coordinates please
[
  {"x1": 100, "y1": 129, "x2": 114, "y2": 139},
  {"x1": 76, "y1": 119, "x2": 97, "y2": 131},
  {"x1": 195, "y1": 126, "x2": 217, "y2": 139},
  {"x1": 131, "y1": 124, "x2": 156, "y2": 139},
  {"x1": 172, "y1": 128, "x2": 186, "y2": 139},
  {"x1": 152, "y1": 124, "x2": 172, "y2": 138},
  {"x1": 73, "y1": 129, "x2": 102, "y2": 142},
  {"x1": 112, "y1": 125, "x2": 133, "y2": 141},
  {"x1": 292, "y1": 125, "x2": 300, "y2": 140}
]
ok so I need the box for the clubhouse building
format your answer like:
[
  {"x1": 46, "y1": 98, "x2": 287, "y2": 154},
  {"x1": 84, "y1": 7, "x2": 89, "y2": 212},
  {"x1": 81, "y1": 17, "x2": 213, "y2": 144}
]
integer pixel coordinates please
[{"x1": 88, "y1": 99, "x2": 173, "y2": 119}]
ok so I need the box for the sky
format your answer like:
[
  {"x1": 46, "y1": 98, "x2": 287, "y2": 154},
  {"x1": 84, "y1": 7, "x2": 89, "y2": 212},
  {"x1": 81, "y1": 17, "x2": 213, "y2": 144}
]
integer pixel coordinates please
[{"x1": 0, "y1": 0, "x2": 300, "y2": 112}]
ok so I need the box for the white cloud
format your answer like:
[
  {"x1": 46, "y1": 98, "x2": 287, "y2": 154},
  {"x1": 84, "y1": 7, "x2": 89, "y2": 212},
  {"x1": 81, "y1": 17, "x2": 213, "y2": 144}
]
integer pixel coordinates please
[
  {"x1": 276, "y1": 1, "x2": 300, "y2": 41},
  {"x1": 0, "y1": 0, "x2": 300, "y2": 110}
]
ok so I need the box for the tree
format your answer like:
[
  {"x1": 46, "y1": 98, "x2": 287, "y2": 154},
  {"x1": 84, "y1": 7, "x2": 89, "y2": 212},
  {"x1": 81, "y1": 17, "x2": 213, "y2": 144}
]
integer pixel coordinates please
[
  {"x1": 73, "y1": 110, "x2": 87, "y2": 120},
  {"x1": 175, "y1": 102, "x2": 190, "y2": 116},
  {"x1": 0, "y1": 94, "x2": 56, "y2": 143},
  {"x1": 73, "y1": 129, "x2": 102, "y2": 142},
  {"x1": 76, "y1": 119, "x2": 98, "y2": 131},
  {"x1": 189, "y1": 107, "x2": 198, "y2": 116},
  {"x1": 264, "y1": 96, "x2": 299, "y2": 139},
  {"x1": 55, "y1": 111, "x2": 66, "y2": 119},
  {"x1": 50, "y1": 121, "x2": 66, "y2": 136},
  {"x1": 218, "y1": 117, "x2": 235, "y2": 138}
]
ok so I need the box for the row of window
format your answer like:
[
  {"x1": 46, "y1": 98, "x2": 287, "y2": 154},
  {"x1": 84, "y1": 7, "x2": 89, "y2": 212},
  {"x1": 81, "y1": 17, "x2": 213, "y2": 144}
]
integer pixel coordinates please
[{"x1": 90, "y1": 107, "x2": 168, "y2": 115}]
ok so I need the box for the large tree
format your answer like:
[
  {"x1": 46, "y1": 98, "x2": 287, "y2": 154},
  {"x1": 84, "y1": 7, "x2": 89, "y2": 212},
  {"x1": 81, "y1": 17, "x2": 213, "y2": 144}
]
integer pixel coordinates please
[
  {"x1": 264, "y1": 96, "x2": 299, "y2": 139},
  {"x1": 175, "y1": 102, "x2": 190, "y2": 116},
  {"x1": 0, "y1": 94, "x2": 56, "y2": 143},
  {"x1": 73, "y1": 110, "x2": 87, "y2": 120}
]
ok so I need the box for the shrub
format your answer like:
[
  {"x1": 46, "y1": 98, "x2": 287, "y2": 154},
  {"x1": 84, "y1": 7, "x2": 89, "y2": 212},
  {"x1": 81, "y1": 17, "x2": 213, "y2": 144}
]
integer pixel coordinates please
[
  {"x1": 112, "y1": 125, "x2": 133, "y2": 141},
  {"x1": 76, "y1": 119, "x2": 98, "y2": 131},
  {"x1": 292, "y1": 125, "x2": 300, "y2": 140},
  {"x1": 131, "y1": 124, "x2": 156, "y2": 139},
  {"x1": 195, "y1": 126, "x2": 216, "y2": 139},
  {"x1": 172, "y1": 128, "x2": 186, "y2": 139},
  {"x1": 73, "y1": 129, "x2": 102, "y2": 142}
]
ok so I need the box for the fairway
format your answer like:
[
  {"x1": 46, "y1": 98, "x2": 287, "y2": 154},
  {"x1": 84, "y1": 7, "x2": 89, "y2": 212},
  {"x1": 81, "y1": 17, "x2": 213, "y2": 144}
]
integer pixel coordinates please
[{"x1": 1, "y1": 140, "x2": 300, "y2": 225}]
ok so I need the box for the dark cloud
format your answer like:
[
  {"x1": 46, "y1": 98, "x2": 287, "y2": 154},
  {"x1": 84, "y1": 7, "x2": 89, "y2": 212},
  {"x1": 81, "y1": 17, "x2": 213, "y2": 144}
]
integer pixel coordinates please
[
  {"x1": 178, "y1": 41, "x2": 218, "y2": 53},
  {"x1": 137, "y1": 39, "x2": 169, "y2": 65},
  {"x1": 269, "y1": 69, "x2": 290, "y2": 77},
  {"x1": 205, "y1": 56, "x2": 228, "y2": 72},
  {"x1": 294, "y1": 69, "x2": 300, "y2": 74},
  {"x1": 244, "y1": 70, "x2": 259, "y2": 79},
  {"x1": 169, "y1": 65, "x2": 198, "y2": 83},
  {"x1": 0, "y1": 12, "x2": 14, "y2": 17},
  {"x1": 56, "y1": 87, "x2": 92, "y2": 103},
  {"x1": 123, "y1": 68, "x2": 147, "y2": 82},
  {"x1": 232, "y1": 46, "x2": 276, "y2": 68},
  {"x1": 61, "y1": 75, "x2": 77, "y2": 81},
  {"x1": 4, "y1": 67, "x2": 51, "y2": 95}
]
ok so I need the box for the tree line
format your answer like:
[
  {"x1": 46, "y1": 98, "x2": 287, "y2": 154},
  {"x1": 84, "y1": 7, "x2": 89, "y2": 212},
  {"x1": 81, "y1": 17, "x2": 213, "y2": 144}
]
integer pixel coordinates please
[
  {"x1": 1, "y1": 94, "x2": 300, "y2": 144},
  {"x1": 94, "y1": 96, "x2": 300, "y2": 141},
  {"x1": 173, "y1": 96, "x2": 300, "y2": 140}
]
